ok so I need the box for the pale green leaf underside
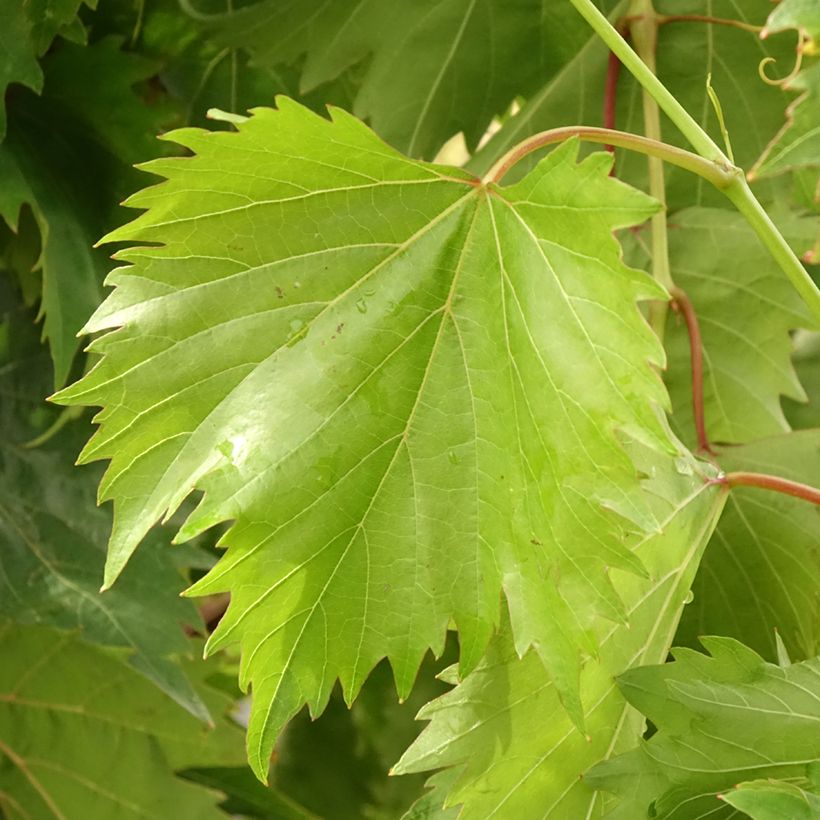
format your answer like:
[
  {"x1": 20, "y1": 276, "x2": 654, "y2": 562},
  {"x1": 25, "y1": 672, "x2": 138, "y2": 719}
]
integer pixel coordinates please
[
  {"x1": 720, "y1": 778, "x2": 820, "y2": 820},
  {"x1": 587, "y1": 638, "x2": 820, "y2": 819},
  {"x1": 56, "y1": 100, "x2": 675, "y2": 778},
  {"x1": 394, "y1": 448, "x2": 725, "y2": 818},
  {"x1": 0, "y1": 624, "x2": 244, "y2": 819}
]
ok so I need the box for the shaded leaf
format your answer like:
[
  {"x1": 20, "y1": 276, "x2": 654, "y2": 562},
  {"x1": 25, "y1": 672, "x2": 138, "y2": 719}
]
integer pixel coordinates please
[
  {"x1": 785, "y1": 329, "x2": 820, "y2": 428},
  {"x1": 676, "y1": 430, "x2": 820, "y2": 662},
  {"x1": 0, "y1": 624, "x2": 245, "y2": 819},
  {"x1": 0, "y1": 305, "x2": 211, "y2": 720},
  {"x1": 471, "y1": 0, "x2": 796, "y2": 210},
  {"x1": 663, "y1": 208, "x2": 818, "y2": 444},
  {"x1": 209, "y1": 0, "x2": 608, "y2": 159},
  {"x1": 1, "y1": 36, "x2": 174, "y2": 385},
  {"x1": 178, "y1": 767, "x2": 317, "y2": 819},
  {"x1": 272, "y1": 648, "x2": 456, "y2": 819},
  {"x1": 55, "y1": 100, "x2": 674, "y2": 778}
]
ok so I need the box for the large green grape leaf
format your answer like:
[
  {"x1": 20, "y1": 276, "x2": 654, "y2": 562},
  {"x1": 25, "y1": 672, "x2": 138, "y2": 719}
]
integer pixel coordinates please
[
  {"x1": 207, "y1": 0, "x2": 610, "y2": 159},
  {"x1": 55, "y1": 100, "x2": 676, "y2": 777},
  {"x1": 663, "y1": 208, "x2": 818, "y2": 445},
  {"x1": 720, "y1": 777, "x2": 820, "y2": 820},
  {"x1": 0, "y1": 623, "x2": 245, "y2": 819},
  {"x1": 471, "y1": 0, "x2": 796, "y2": 210},
  {"x1": 393, "y1": 447, "x2": 725, "y2": 817},
  {"x1": 586, "y1": 638, "x2": 820, "y2": 819},
  {"x1": 676, "y1": 430, "x2": 820, "y2": 663}
]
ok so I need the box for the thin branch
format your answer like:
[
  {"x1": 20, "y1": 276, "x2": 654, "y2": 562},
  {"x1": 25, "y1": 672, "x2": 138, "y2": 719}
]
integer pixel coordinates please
[
  {"x1": 603, "y1": 22, "x2": 630, "y2": 154},
  {"x1": 483, "y1": 127, "x2": 735, "y2": 187},
  {"x1": 715, "y1": 472, "x2": 820, "y2": 505},
  {"x1": 669, "y1": 286, "x2": 712, "y2": 454},
  {"x1": 656, "y1": 14, "x2": 763, "y2": 34}
]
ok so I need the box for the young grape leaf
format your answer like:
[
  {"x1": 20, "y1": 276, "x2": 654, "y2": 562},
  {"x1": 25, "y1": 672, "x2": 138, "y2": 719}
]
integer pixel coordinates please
[
  {"x1": 55, "y1": 100, "x2": 675, "y2": 778},
  {"x1": 676, "y1": 430, "x2": 820, "y2": 663},
  {"x1": 0, "y1": 624, "x2": 245, "y2": 819},
  {"x1": 751, "y1": 64, "x2": 820, "y2": 181},
  {"x1": 719, "y1": 777, "x2": 820, "y2": 820},
  {"x1": 586, "y1": 638, "x2": 820, "y2": 819},
  {"x1": 207, "y1": 0, "x2": 606, "y2": 159},
  {"x1": 763, "y1": 0, "x2": 820, "y2": 47},
  {"x1": 393, "y1": 447, "x2": 725, "y2": 818},
  {"x1": 663, "y1": 208, "x2": 818, "y2": 445}
]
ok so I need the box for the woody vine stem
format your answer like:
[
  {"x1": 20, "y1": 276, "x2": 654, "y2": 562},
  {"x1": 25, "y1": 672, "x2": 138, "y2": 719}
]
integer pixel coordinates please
[{"x1": 485, "y1": 0, "x2": 820, "y2": 506}]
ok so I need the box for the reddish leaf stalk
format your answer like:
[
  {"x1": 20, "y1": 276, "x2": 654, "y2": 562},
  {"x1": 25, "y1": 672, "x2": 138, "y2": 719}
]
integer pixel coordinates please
[
  {"x1": 657, "y1": 14, "x2": 763, "y2": 34},
  {"x1": 624, "y1": 13, "x2": 762, "y2": 34},
  {"x1": 603, "y1": 50, "x2": 622, "y2": 152},
  {"x1": 669, "y1": 286, "x2": 712, "y2": 454},
  {"x1": 603, "y1": 23, "x2": 629, "y2": 156},
  {"x1": 716, "y1": 472, "x2": 820, "y2": 506}
]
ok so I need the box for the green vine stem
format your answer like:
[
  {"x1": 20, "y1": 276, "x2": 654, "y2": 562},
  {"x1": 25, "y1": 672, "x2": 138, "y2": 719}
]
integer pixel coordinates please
[
  {"x1": 629, "y1": 0, "x2": 672, "y2": 336},
  {"x1": 483, "y1": 127, "x2": 734, "y2": 187},
  {"x1": 567, "y1": 0, "x2": 820, "y2": 321}
]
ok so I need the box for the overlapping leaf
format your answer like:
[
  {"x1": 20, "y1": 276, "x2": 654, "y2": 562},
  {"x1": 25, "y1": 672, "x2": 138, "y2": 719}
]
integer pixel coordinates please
[
  {"x1": 587, "y1": 638, "x2": 820, "y2": 819},
  {"x1": 207, "y1": 0, "x2": 611, "y2": 159},
  {"x1": 0, "y1": 624, "x2": 245, "y2": 819},
  {"x1": 720, "y1": 777, "x2": 820, "y2": 820},
  {"x1": 56, "y1": 100, "x2": 675, "y2": 776},
  {"x1": 393, "y1": 447, "x2": 725, "y2": 817},
  {"x1": 663, "y1": 208, "x2": 818, "y2": 444},
  {"x1": 676, "y1": 430, "x2": 820, "y2": 662}
]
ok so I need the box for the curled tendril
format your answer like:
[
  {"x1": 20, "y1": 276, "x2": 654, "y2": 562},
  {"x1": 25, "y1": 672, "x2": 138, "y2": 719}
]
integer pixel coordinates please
[{"x1": 758, "y1": 35, "x2": 808, "y2": 87}]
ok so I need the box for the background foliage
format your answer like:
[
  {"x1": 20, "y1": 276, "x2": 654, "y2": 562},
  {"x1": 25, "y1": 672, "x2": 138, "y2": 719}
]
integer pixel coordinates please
[{"x1": 0, "y1": 0, "x2": 818, "y2": 817}]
